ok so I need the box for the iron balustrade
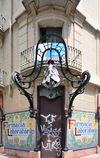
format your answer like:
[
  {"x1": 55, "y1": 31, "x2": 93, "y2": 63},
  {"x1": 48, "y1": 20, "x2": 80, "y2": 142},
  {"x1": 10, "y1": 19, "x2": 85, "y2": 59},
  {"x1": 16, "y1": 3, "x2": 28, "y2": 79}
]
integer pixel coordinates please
[
  {"x1": 67, "y1": 45, "x2": 82, "y2": 70},
  {"x1": 20, "y1": 45, "x2": 82, "y2": 71},
  {"x1": 0, "y1": 69, "x2": 7, "y2": 85},
  {"x1": 0, "y1": 14, "x2": 6, "y2": 31}
]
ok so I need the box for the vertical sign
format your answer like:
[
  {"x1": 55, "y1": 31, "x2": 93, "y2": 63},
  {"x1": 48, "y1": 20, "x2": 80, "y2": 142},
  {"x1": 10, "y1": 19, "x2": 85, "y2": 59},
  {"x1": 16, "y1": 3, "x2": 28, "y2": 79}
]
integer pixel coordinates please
[
  {"x1": 3, "y1": 111, "x2": 36, "y2": 151},
  {"x1": 67, "y1": 111, "x2": 98, "y2": 150}
]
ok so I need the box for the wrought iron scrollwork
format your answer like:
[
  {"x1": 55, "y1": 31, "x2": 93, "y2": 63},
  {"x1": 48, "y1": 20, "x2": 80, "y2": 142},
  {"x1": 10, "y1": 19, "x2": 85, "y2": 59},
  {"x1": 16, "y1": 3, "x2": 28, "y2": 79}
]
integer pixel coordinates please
[
  {"x1": 12, "y1": 34, "x2": 91, "y2": 114},
  {"x1": 12, "y1": 72, "x2": 33, "y2": 111}
]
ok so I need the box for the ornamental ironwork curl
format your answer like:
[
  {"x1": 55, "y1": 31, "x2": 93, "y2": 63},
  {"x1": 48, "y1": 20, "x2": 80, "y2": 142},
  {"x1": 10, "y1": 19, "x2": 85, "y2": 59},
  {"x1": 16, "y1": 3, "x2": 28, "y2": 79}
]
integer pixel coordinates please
[{"x1": 12, "y1": 34, "x2": 91, "y2": 114}]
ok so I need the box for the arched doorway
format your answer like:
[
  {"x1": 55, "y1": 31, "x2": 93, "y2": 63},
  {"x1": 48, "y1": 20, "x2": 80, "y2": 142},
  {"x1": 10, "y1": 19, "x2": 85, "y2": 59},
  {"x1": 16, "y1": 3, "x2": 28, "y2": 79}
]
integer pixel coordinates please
[{"x1": 38, "y1": 86, "x2": 65, "y2": 158}]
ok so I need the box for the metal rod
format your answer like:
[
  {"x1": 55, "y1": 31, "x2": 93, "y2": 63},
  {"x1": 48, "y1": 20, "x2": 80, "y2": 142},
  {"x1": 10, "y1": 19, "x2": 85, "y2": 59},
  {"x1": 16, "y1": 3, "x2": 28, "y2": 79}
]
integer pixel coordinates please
[
  {"x1": 34, "y1": 112, "x2": 39, "y2": 151},
  {"x1": 63, "y1": 110, "x2": 68, "y2": 151}
]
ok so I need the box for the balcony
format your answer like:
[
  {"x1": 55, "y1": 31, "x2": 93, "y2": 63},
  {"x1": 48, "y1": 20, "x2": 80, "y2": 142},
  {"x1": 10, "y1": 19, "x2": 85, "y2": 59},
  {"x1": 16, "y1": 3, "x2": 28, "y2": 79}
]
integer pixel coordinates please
[
  {"x1": 22, "y1": 0, "x2": 80, "y2": 16},
  {"x1": 0, "y1": 14, "x2": 6, "y2": 31},
  {"x1": 0, "y1": 69, "x2": 7, "y2": 86},
  {"x1": 0, "y1": 14, "x2": 5, "y2": 48},
  {"x1": 20, "y1": 45, "x2": 82, "y2": 72},
  {"x1": 67, "y1": 45, "x2": 82, "y2": 70}
]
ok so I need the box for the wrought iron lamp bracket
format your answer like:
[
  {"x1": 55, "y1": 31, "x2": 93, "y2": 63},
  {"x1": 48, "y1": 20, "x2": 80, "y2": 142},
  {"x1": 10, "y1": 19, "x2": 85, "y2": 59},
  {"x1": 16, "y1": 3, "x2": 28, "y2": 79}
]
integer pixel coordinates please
[{"x1": 12, "y1": 34, "x2": 91, "y2": 115}]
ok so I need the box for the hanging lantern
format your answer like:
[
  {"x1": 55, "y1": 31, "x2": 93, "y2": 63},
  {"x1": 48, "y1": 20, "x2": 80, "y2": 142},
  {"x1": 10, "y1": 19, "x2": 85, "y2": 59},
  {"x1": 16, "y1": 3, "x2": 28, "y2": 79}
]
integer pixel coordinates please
[{"x1": 42, "y1": 63, "x2": 60, "y2": 89}]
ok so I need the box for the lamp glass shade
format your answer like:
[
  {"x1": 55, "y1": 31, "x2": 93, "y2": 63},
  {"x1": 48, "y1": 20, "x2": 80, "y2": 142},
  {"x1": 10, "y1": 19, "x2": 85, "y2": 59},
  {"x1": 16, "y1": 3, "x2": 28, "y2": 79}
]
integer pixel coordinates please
[{"x1": 42, "y1": 63, "x2": 60, "y2": 89}]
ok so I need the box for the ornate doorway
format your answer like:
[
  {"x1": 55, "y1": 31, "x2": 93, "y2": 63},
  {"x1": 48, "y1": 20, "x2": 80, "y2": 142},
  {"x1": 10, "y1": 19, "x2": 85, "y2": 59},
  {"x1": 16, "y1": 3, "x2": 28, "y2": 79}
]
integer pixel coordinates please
[{"x1": 38, "y1": 86, "x2": 64, "y2": 158}]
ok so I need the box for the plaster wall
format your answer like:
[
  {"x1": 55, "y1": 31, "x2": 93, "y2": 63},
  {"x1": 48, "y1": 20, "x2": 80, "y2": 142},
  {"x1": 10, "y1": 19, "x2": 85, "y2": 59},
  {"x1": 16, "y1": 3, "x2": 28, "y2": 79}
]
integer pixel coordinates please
[
  {"x1": 77, "y1": 0, "x2": 100, "y2": 30},
  {"x1": 4, "y1": 84, "x2": 32, "y2": 114},
  {"x1": 13, "y1": 24, "x2": 19, "y2": 72},
  {"x1": 0, "y1": 46, "x2": 4, "y2": 70},
  {"x1": 73, "y1": 84, "x2": 96, "y2": 112},
  {"x1": 1, "y1": 0, "x2": 10, "y2": 30},
  {"x1": 82, "y1": 23, "x2": 96, "y2": 74},
  {"x1": 28, "y1": 19, "x2": 34, "y2": 48},
  {"x1": 3, "y1": 31, "x2": 10, "y2": 73},
  {"x1": 18, "y1": 14, "x2": 28, "y2": 53}
]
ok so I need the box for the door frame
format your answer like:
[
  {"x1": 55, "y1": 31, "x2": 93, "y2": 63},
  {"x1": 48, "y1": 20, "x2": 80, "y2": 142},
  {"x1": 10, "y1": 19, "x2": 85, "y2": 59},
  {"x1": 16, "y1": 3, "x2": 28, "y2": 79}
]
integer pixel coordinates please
[{"x1": 37, "y1": 85, "x2": 65, "y2": 156}]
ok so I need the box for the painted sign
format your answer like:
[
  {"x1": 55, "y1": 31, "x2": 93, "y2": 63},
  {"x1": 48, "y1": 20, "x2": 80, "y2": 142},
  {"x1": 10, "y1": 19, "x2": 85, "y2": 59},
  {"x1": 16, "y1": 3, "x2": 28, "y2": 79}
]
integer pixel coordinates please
[
  {"x1": 3, "y1": 111, "x2": 35, "y2": 151},
  {"x1": 34, "y1": 43, "x2": 65, "y2": 62},
  {"x1": 67, "y1": 111, "x2": 98, "y2": 150}
]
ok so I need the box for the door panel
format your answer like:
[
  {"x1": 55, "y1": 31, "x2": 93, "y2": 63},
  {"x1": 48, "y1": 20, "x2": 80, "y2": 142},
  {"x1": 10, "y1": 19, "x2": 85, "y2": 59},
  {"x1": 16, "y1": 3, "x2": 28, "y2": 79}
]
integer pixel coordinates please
[{"x1": 38, "y1": 86, "x2": 64, "y2": 158}]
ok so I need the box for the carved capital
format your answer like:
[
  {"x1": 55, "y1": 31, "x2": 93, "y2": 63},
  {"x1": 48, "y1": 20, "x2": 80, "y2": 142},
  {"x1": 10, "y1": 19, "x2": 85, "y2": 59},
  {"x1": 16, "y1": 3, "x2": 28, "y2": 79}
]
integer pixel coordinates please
[
  {"x1": 22, "y1": 0, "x2": 37, "y2": 15},
  {"x1": 29, "y1": 2, "x2": 37, "y2": 16},
  {"x1": 65, "y1": 0, "x2": 80, "y2": 15}
]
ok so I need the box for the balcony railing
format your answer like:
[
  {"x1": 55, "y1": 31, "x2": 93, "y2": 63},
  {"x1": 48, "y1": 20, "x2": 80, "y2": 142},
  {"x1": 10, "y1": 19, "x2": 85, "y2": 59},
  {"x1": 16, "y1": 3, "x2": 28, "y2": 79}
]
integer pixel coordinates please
[
  {"x1": 20, "y1": 45, "x2": 82, "y2": 71},
  {"x1": 20, "y1": 46, "x2": 34, "y2": 71},
  {"x1": 0, "y1": 14, "x2": 6, "y2": 31},
  {"x1": 0, "y1": 69, "x2": 7, "y2": 85},
  {"x1": 67, "y1": 45, "x2": 82, "y2": 70}
]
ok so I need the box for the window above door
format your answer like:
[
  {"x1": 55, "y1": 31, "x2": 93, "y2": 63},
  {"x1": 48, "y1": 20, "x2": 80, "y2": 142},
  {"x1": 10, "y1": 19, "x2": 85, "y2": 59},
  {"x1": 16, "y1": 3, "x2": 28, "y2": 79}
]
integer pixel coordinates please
[{"x1": 40, "y1": 27, "x2": 62, "y2": 43}]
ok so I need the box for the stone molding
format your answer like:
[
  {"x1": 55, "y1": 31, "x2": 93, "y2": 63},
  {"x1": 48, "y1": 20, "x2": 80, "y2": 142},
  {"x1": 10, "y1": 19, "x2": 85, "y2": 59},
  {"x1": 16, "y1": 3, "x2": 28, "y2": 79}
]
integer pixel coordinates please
[{"x1": 22, "y1": 0, "x2": 80, "y2": 16}]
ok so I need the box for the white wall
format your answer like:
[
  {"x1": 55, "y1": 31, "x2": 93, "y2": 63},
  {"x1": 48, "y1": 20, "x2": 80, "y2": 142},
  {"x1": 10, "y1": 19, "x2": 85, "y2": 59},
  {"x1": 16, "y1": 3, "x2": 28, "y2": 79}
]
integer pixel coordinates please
[
  {"x1": 82, "y1": 23, "x2": 96, "y2": 74},
  {"x1": 77, "y1": 0, "x2": 100, "y2": 30}
]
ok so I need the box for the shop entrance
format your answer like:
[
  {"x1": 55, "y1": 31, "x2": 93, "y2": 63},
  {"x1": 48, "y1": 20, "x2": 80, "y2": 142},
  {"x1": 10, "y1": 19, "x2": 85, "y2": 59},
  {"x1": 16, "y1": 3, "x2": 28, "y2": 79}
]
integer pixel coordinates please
[{"x1": 38, "y1": 86, "x2": 64, "y2": 158}]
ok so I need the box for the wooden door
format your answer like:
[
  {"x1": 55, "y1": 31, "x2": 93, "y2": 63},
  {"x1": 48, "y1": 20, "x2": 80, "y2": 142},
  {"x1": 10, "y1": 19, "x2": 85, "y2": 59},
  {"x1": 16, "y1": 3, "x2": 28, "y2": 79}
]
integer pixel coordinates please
[{"x1": 38, "y1": 86, "x2": 64, "y2": 158}]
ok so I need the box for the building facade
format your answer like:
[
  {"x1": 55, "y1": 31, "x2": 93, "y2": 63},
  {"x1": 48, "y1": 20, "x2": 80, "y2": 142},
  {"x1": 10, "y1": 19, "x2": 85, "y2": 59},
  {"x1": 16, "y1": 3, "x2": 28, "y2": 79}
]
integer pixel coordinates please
[{"x1": 0, "y1": 0, "x2": 100, "y2": 158}]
